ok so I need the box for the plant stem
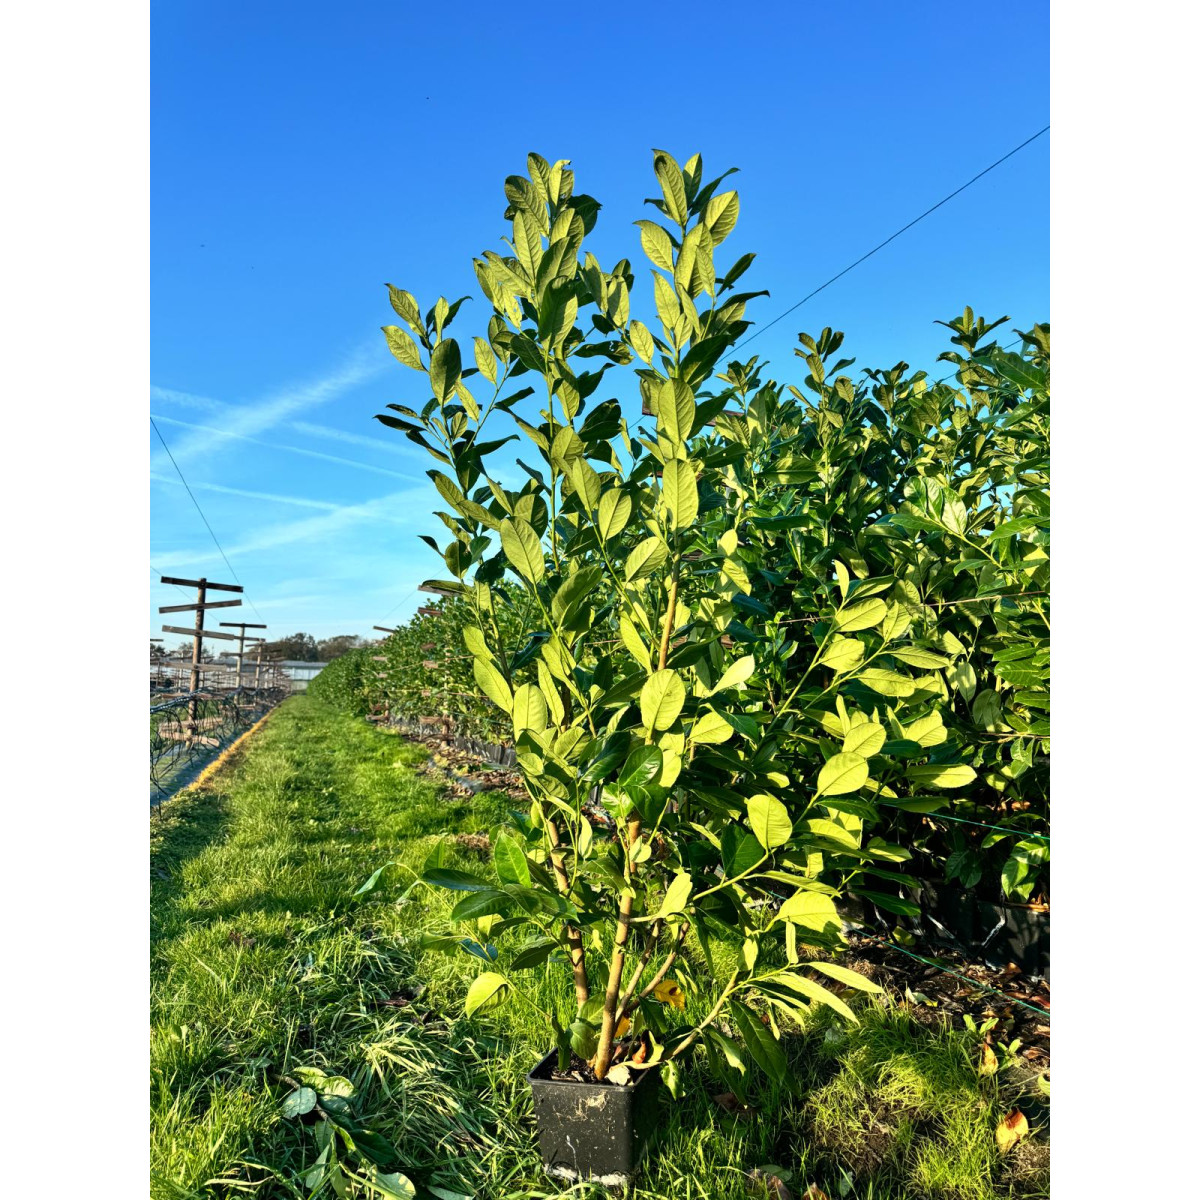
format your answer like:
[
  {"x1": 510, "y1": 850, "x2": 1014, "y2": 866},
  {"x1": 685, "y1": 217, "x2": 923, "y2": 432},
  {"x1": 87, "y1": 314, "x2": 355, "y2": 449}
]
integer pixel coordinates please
[
  {"x1": 667, "y1": 971, "x2": 742, "y2": 1060},
  {"x1": 593, "y1": 815, "x2": 642, "y2": 1079},
  {"x1": 658, "y1": 566, "x2": 681, "y2": 671},
  {"x1": 545, "y1": 817, "x2": 590, "y2": 1010}
]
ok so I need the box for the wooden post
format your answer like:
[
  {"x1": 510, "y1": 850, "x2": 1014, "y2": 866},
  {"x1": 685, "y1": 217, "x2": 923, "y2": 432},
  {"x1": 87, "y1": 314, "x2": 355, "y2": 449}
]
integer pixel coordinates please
[
  {"x1": 220, "y1": 622, "x2": 267, "y2": 694},
  {"x1": 158, "y1": 576, "x2": 243, "y2": 744},
  {"x1": 188, "y1": 579, "x2": 207, "y2": 738}
]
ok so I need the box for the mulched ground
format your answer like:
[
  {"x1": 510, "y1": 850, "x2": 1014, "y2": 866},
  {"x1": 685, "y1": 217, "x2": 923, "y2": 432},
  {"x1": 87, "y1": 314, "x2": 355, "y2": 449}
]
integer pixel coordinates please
[
  {"x1": 840, "y1": 933, "x2": 1050, "y2": 1070},
  {"x1": 388, "y1": 723, "x2": 1051, "y2": 1073}
]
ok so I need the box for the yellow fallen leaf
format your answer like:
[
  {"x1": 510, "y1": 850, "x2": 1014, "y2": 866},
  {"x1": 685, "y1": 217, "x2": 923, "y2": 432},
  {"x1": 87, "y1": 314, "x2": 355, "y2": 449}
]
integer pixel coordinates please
[
  {"x1": 616, "y1": 1016, "x2": 630, "y2": 1038},
  {"x1": 654, "y1": 979, "x2": 687, "y2": 1011},
  {"x1": 979, "y1": 1044, "x2": 998, "y2": 1075},
  {"x1": 996, "y1": 1109, "x2": 1029, "y2": 1153}
]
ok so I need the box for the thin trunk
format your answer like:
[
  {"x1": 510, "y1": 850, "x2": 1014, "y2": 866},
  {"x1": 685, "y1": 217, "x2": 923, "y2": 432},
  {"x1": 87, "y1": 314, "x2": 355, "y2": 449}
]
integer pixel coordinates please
[
  {"x1": 592, "y1": 816, "x2": 641, "y2": 1078},
  {"x1": 545, "y1": 817, "x2": 590, "y2": 1010},
  {"x1": 595, "y1": 565, "x2": 682, "y2": 1079}
]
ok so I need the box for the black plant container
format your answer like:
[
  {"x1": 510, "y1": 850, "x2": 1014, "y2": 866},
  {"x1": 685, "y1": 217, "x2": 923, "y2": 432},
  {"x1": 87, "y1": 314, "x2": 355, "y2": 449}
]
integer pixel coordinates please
[{"x1": 527, "y1": 1051, "x2": 661, "y2": 1184}]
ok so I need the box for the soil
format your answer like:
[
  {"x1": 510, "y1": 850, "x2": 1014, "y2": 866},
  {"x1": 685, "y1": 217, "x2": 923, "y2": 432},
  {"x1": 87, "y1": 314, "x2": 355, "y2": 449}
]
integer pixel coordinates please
[
  {"x1": 839, "y1": 931, "x2": 1051, "y2": 1070},
  {"x1": 536, "y1": 1046, "x2": 650, "y2": 1086}
]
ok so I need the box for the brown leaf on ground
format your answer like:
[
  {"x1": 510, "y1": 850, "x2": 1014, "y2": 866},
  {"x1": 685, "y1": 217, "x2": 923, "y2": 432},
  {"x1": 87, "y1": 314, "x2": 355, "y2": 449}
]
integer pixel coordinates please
[
  {"x1": 745, "y1": 1168, "x2": 794, "y2": 1199},
  {"x1": 227, "y1": 930, "x2": 256, "y2": 948},
  {"x1": 713, "y1": 1092, "x2": 757, "y2": 1119},
  {"x1": 801, "y1": 1186, "x2": 831, "y2": 1200},
  {"x1": 996, "y1": 1109, "x2": 1029, "y2": 1153}
]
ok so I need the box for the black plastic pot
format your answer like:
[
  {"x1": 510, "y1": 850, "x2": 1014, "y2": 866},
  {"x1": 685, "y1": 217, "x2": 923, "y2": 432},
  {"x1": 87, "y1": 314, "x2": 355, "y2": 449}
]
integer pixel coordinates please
[
  {"x1": 977, "y1": 898, "x2": 1050, "y2": 982},
  {"x1": 892, "y1": 880, "x2": 1050, "y2": 981},
  {"x1": 527, "y1": 1051, "x2": 660, "y2": 1185}
]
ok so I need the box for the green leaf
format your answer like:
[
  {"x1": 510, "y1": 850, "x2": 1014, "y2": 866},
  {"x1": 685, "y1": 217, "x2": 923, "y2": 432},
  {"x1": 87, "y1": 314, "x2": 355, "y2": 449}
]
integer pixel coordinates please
[
  {"x1": 640, "y1": 670, "x2": 686, "y2": 731},
  {"x1": 777, "y1": 890, "x2": 840, "y2": 933},
  {"x1": 280, "y1": 1087, "x2": 317, "y2": 1118},
  {"x1": 597, "y1": 489, "x2": 632, "y2": 541},
  {"x1": 770, "y1": 971, "x2": 858, "y2": 1023},
  {"x1": 473, "y1": 658, "x2": 513, "y2": 714},
  {"x1": 635, "y1": 220, "x2": 675, "y2": 272},
  {"x1": 656, "y1": 871, "x2": 693, "y2": 918},
  {"x1": 422, "y1": 867, "x2": 493, "y2": 891},
  {"x1": 818, "y1": 637, "x2": 864, "y2": 673},
  {"x1": 509, "y1": 938, "x2": 558, "y2": 971},
  {"x1": 833, "y1": 598, "x2": 888, "y2": 632},
  {"x1": 747, "y1": 793, "x2": 792, "y2": 851},
  {"x1": 492, "y1": 833, "x2": 532, "y2": 888},
  {"x1": 429, "y1": 338, "x2": 461, "y2": 403},
  {"x1": 816, "y1": 753, "x2": 869, "y2": 797},
  {"x1": 889, "y1": 646, "x2": 951, "y2": 669},
  {"x1": 499, "y1": 517, "x2": 545, "y2": 584},
  {"x1": 842, "y1": 723, "x2": 886, "y2": 758},
  {"x1": 512, "y1": 683, "x2": 548, "y2": 736},
  {"x1": 372, "y1": 1172, "x2": 417, "y2": 1200},
  {"x1": 658, "y1": 379, "x2": 696, "y2": 443},
  {"x1": 620, "y1": 744, "x2": 664, "y2": 790},
  {"x1": 731, "y1": 999, "x2": 788, "y2": 1082},
  {"x1": 690, "y1": 709, "x2": 734, "y2": 744},
  {"x1": 661, "y1": 459, "x2": 699, "y2": 527},
  {"x1": 464, "y1": 971, "x2": 510, "y2": 1017},
  {"x1": 904, "y1": 763, "x2": 978, "y2": 789},
  {"x1": 710, "y1": 654, "x2": 755, "y2": 694},
  {"x1": 703, "y1": 190, "x2": 739, "y2": 245},
  {"x1": 805, "y1": 961, "x2": 884, "y2": 993},
  {"x1": 625, "y1": 536, "x2": 669, "y2": 581},
  {"x1": 856, "y1": 669, "x2": 915, "y2": 698},
  {"x1": 383, "y1": 325, "x2": 423, "y2": 371},
  {"x1": 653, "y1": 150, "x2": 688, "y2": 226},
  {"x1": 629, "y1": 319, "x2": 655, "y2": 363}
]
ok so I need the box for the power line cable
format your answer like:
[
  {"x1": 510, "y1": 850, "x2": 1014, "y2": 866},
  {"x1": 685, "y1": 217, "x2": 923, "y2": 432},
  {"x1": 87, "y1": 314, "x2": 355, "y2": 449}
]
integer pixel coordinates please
[
  {"x1": 150, "y1": 417, "x2": 267, "y2": 623},
  {"x1": 721, "y1": 125, "x2": 1050, "y2": 363}
]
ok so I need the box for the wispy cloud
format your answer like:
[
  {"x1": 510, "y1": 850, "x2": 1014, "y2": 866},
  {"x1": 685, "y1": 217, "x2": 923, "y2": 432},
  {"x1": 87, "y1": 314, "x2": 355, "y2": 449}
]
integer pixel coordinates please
[
  {"x1": 151, "y1": 414, "x2": 421, "y2": 481},
  {"x1": 151, "y1": 348, "x2": 386, "y2": 468},
  {"x1": 150, "y1": 385, "x2": 226, "y2": 412},
  {"x1": 150, "y1": 472, "x2": 346, "y2": 512},
  {"x1": 152, "y1": 486, "x2": 430, "y2": 569},
  {"x1": 289, "y1": 419, "x2": 420, "y2": 458}
]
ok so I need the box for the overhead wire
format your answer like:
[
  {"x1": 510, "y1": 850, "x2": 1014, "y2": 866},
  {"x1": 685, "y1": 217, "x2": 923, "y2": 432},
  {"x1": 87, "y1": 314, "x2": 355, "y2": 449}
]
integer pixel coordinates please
[
  {"x1": 719, "y1": 125, "x2": 1050, "y2": 363},
  {"x1": 150, "y1": 416, "x2": 267, "y2": 623}
]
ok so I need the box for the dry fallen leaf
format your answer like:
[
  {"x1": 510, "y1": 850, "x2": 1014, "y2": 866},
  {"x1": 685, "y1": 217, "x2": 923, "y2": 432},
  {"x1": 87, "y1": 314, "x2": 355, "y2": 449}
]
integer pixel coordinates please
[
  {"x1": 745, "y1": 1168, "x2": 793, "y2": 1199},
  {"x1": 996, "y1": 1109, "x2": 1029, "y2": 1153},
  {"x1": 979, "y1": 1044, "x2": 998, "y2": 1075},
  {"x1": 801, "y1": 1186, "x2": 831, "y2": 1200},
  {"x1": 654, "y1": 979, "x2": 687, "y2": 1011}
]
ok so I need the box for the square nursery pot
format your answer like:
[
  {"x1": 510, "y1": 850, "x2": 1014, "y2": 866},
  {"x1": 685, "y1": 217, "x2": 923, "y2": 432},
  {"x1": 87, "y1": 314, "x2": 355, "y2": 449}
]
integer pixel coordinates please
[{"x1": 527, "y1": 1050, "x2": 661, "y2": 1185}]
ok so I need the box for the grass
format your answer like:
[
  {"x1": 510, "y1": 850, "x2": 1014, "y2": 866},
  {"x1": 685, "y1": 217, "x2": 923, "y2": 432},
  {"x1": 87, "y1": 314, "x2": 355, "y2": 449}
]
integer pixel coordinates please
[{"x1": 151, "y1": 695, "x2": 1049, "y2": 1200}]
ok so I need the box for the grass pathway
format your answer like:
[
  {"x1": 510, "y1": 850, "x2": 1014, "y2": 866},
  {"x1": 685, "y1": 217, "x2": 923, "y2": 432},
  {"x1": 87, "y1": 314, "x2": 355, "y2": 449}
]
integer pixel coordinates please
[{"x1": 150, "y1": 695, "x2": 1047, "y2": 1200}]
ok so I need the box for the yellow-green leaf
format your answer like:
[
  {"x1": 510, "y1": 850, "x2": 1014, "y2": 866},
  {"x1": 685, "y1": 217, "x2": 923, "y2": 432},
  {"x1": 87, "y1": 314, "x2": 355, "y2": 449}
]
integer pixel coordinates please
[
  {"x1": 473, "y1": 658, "x2": 513, "y2": 714},
  {"x1": 464, "y1": 971, "x2": 510, "y2": 1017},
  {"x1": 640, "y1": 669, "x2": 686, "y2": 731},
  {"x1": 747, "y1": 793, "x2": 792, "y2": 851},
  {"x1": 816, "y1": 752, "x2": 869, "y2": 797},
  {"x1": 833, "y1": 598, "x2": 888, "y2": 633},
  {"x1": 500, "y1": 517, "x2": 545, "y2": 584}
]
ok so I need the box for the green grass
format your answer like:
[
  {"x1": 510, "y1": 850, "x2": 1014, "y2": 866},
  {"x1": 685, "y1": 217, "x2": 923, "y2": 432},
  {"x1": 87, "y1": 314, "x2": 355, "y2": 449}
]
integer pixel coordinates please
[{"x1": 151, "y1": 695, "x2": 1048, "y2": 1200}]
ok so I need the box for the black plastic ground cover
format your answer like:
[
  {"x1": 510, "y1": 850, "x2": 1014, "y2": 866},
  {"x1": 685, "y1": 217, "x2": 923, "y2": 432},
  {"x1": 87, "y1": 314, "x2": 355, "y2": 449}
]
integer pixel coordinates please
[{"x1": 527, "y1": 1051, "x2": 661, "y2": 1184}]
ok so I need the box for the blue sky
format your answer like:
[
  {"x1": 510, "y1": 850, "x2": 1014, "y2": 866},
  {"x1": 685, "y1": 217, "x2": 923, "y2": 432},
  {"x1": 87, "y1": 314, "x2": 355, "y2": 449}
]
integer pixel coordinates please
[{"x1": 150, "y1": 1, "x2": 1049, "y2": 649}]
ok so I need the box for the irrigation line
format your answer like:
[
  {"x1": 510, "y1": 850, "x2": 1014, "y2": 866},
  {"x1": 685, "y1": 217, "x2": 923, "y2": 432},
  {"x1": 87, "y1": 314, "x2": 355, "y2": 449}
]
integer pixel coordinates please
[
  {"x1": 856, "y1": 932, "x2": 1049, "y2": 1020},
  {"x1": 720, "y1": 125, "x2": 1050, "y2": 363},
  {"x1": 917, "y1": 811, "x2": 1048, "y2": 842},
  {"x1": 150, "y1": 416, "x2": 266, "y2": 623}
]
